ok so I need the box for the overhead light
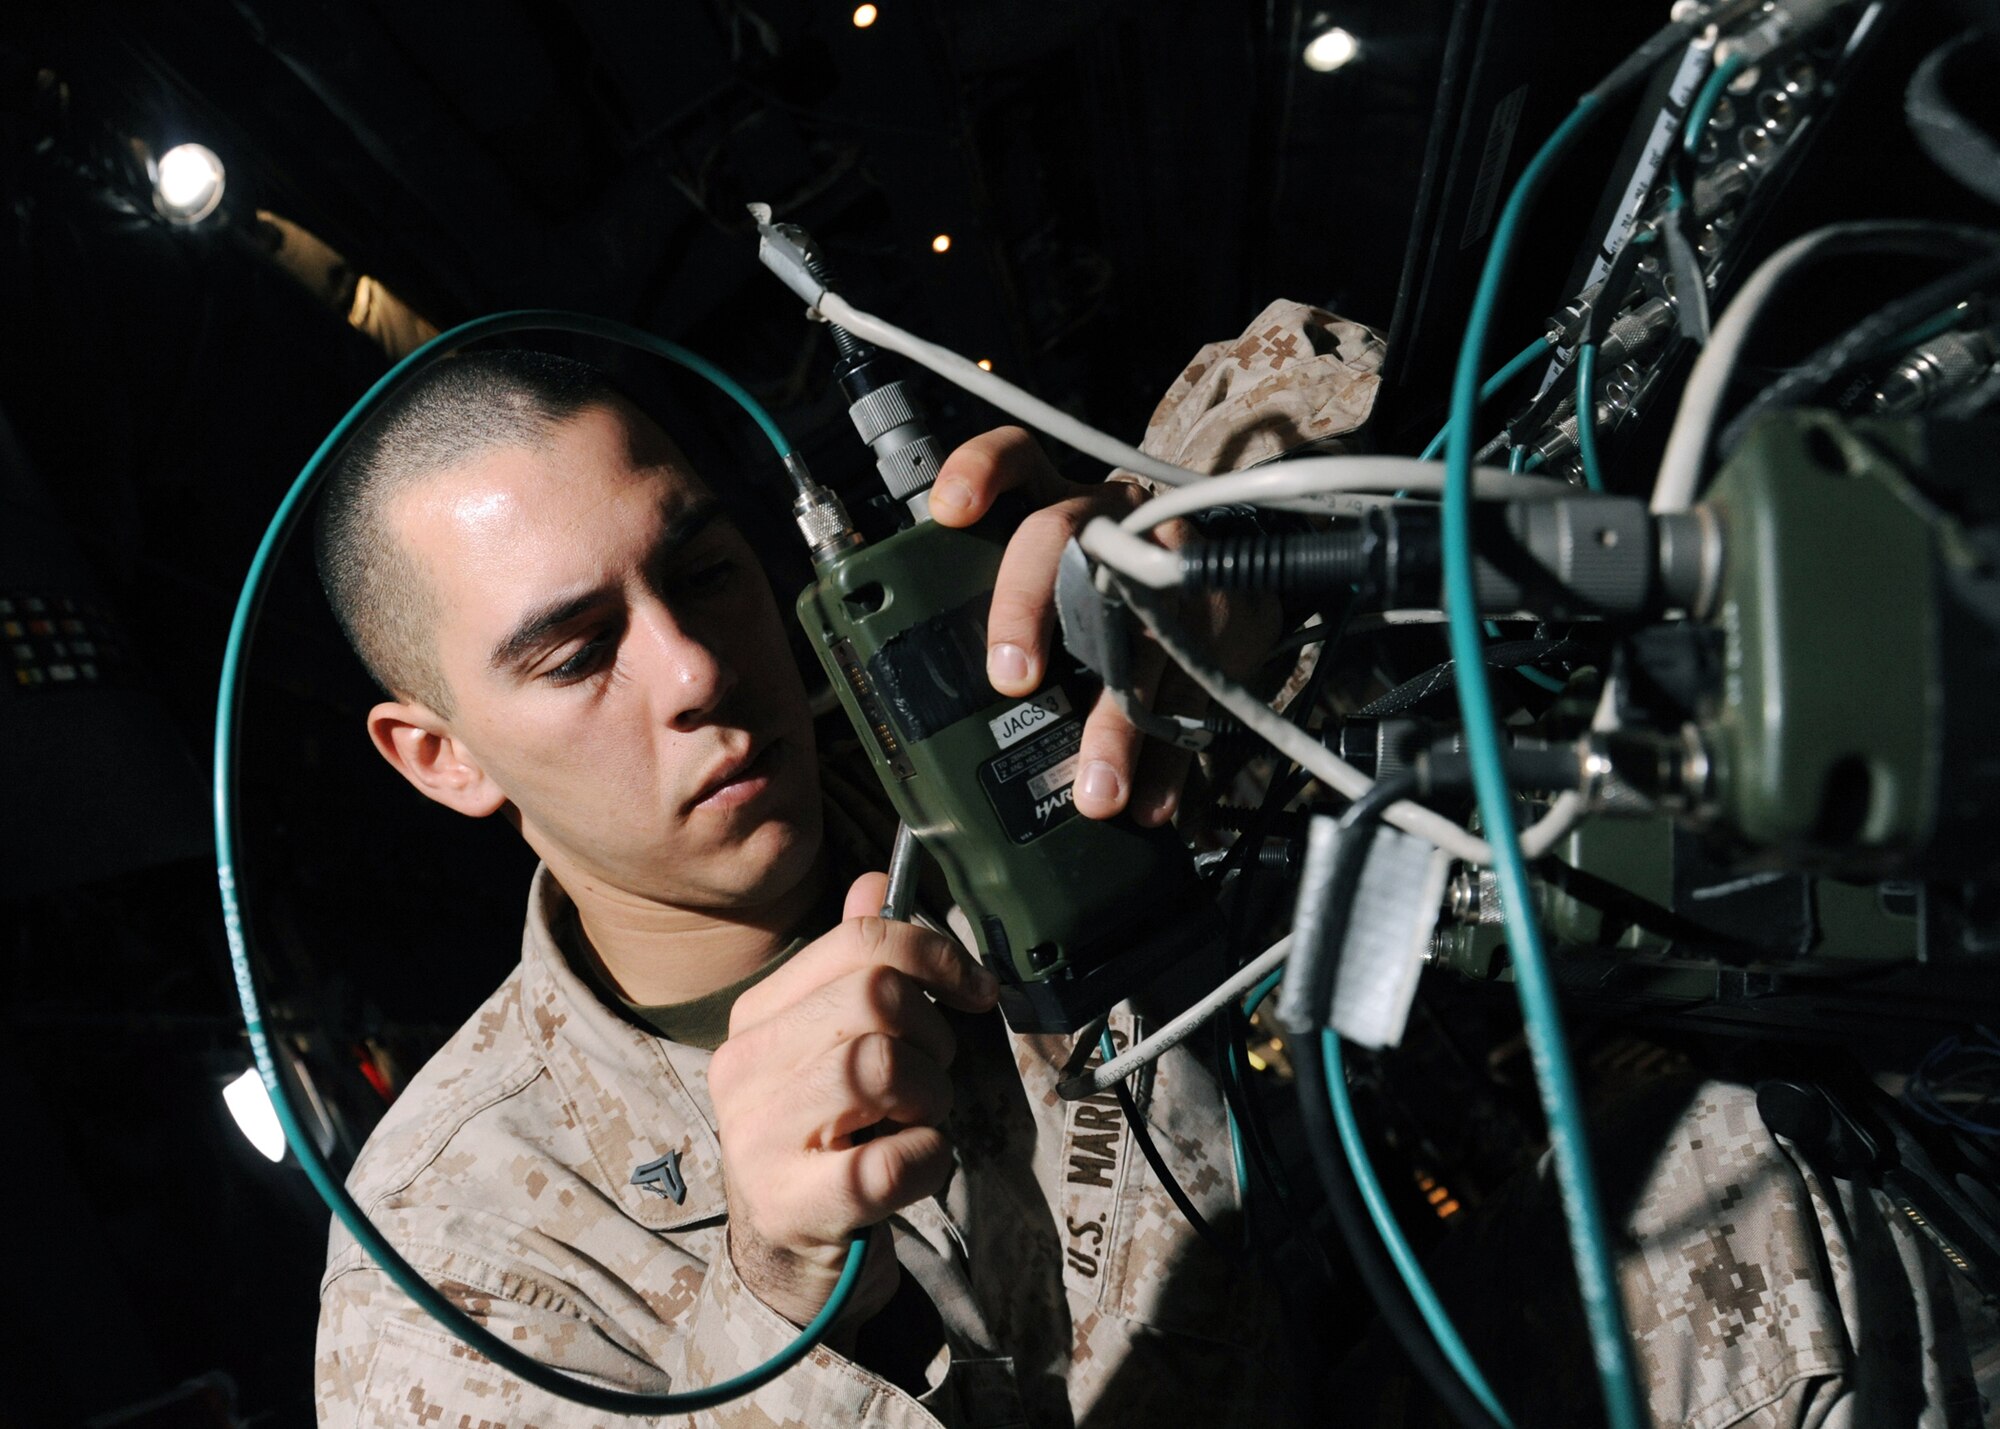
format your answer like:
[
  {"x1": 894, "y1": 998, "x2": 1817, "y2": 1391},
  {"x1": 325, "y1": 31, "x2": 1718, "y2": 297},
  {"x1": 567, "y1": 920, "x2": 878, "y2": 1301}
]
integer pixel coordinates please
[
  {"x1": 154, "y1": 142, "x2": 227, "y2": 224},
  {"x1": 223, "y1": 1067, "x2": 287, "y2": 1162},
  {"x1": 976, "y1": 358, "x2": 993, "y2": 371},
  {"x1": 852, "y1": 3, "x2": 878, "y2": 27},
  {"x1": 931, "y1": 233, "x2": 952, "y2": 254},
  {"x1": 1303, "y1": 26, "x2": 1360, "y2": 72}
]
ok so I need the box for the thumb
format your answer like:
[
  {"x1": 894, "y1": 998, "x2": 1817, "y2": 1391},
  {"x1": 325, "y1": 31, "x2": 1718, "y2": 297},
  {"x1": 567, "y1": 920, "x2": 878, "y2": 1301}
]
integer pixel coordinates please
[{"x1": 843, "y1": 871, "x2": 890, "y2": 921}]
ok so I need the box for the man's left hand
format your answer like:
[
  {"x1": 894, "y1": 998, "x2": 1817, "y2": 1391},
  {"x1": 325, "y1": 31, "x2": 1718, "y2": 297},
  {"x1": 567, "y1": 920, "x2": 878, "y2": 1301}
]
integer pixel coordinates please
[{"x1": 927, "y1": 426, "x2": 1276, "y2": 829}]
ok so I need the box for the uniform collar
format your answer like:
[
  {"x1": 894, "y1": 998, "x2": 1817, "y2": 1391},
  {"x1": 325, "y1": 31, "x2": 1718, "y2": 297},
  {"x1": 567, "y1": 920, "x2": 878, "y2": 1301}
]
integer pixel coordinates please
[
  {"x1": 515, "y1": 865, "x2": 731, "y2": 1232},
  {"x1": 510, "y1": 802, "x2": 890, "y2": 1234}
]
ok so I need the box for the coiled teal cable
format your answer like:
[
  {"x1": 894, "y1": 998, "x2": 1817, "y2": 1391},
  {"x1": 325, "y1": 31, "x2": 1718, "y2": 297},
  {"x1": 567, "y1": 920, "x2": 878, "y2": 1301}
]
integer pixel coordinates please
[
  {"x1": 214, "y1": 311, "x2": 865, "y2": 1414},
  {"x1": 1324, "y1": 1031, "x2": 1513, "y2": 1426},
  {"x1": 1442, "y1": 101, "x2": 1648, "y2": 1429}
]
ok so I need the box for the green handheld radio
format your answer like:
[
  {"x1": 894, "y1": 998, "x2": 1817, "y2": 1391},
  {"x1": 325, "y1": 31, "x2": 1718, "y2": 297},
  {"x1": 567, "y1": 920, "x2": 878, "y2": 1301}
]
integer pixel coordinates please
[{"x1": 754, "y1": 209, "x2": 1213, "y2": 1034}]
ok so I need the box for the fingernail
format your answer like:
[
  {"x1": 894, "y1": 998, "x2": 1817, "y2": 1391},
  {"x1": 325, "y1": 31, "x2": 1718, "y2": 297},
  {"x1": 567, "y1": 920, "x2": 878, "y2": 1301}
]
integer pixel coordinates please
[
  {"x1": 1143, "y1": 789, "x2": 1179, "y2": 826},
  {"x1": 988, "y1": 643, "x2": 1030, "y2": 688},
  {"x1": 1079, "y1": 760, "x2": 1121, "y2": 806},
  {"x1": 932, "y1": 479, "x2": 974, "y2": 513}
]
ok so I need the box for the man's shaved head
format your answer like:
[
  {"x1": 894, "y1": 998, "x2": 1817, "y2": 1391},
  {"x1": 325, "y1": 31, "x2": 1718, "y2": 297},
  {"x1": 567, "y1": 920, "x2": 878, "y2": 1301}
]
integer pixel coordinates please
[{"x1": 314, "y1": 350, "x2": 624, "y2": 715}]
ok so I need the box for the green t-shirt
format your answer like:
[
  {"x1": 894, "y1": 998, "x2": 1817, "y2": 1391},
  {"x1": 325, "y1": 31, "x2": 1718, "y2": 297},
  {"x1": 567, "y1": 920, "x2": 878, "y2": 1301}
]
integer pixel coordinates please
[{"x1": 559, "y1": 865, "x2": 849, "y2": 1052}]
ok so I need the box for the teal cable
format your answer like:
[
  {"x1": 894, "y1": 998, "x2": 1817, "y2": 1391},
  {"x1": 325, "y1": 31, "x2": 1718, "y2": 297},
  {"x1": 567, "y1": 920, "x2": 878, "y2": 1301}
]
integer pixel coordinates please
[
  {"x1": 1221, "y1": 1033, "x2": 1252, "y2": 1214},
  {"x1": 1418, "y1": 336, "x2": 1554, "y2": 461},
  {"x1": 1575, "y1": 343, "x2": 1607, "y2": 492},
  {"x1": 1223, "y1": 998, "x2": 1296, "y2": 1201},
  {"x1": 1242, "y1": 965, "x2": 1286, "y2": 1019},
  {"x1": 1324, "y1": 1032, "x2": 1513, "y2": 1427},
  {"x1": 1443, "y1": 99, "x2": 1648, "y2": 1429},
  {"x1": 214, "y1": 311, "x2": 866, "y2": 1414},
  {"x1": 1484, "y1": 616, "x2": 1567, "y2": 697},
  {"x1": 1880, "y1": 302, "x2": 1970, "y2": 355},
  {"x1": 1684, "y1": 54, "x2": 1749, "y2": 157}
]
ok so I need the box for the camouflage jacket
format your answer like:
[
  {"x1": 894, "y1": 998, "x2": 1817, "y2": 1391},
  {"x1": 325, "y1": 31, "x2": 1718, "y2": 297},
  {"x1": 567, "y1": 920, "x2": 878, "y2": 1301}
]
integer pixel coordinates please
[{"x1": 313, "y1": 864, "x2": 1290, "y2": 1428}]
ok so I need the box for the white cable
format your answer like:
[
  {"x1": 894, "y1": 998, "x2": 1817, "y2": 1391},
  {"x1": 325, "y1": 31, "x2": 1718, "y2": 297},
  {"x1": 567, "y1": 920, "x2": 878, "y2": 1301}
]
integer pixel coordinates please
[
  {"x1": 1078, "y1": 528, "x2": 1572, "y2": 622},
  {"x1": 819, "y1": 290, "x2": 1570, "y2": 520},
  {"x1": 1058, "y1": 938, "x2": 1292, "y2": 1100},
  {"x1": 817, "y1": 292, "x2": 1205, "y2": 488},
  {"x1": 1081, "y1": 527, "x2": 1588, "y2": 860},
  {"x1": 1348, "y1": 609, "x2": 1550, "y2": 632},
  {"x1": 816, "y1": 287, "x2": 1594, "y2": 861},
  {"x1": 1653, "y1": 229, "x2": 1842, "y2": 513},
  {"x1": 1078, "y1": 520, "x2": 1181, "y2": 588},
  {"x1": 1102, "y1": 571, "x2": 1583, "y2": 864},
  {"x1": 1120, "y1": 461, "x2": 1569, "y2": 535},
  {"x1": 1654, "y1": 221, "x2": 2000, "y2": 513}
]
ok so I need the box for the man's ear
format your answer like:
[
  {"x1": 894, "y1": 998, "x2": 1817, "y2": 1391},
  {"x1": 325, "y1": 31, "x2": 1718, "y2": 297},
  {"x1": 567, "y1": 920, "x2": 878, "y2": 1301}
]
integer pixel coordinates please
[{"x1": 366, "y1": 700, "x2": 508, "y2": 818}]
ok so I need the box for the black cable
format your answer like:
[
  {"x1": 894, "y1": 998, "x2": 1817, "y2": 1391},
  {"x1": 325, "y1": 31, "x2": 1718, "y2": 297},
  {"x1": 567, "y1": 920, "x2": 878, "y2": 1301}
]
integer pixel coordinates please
[
  {"x1": 1187, "y1": 638, "x2": 1337, "y2": 1264},
  {"x1": 1718, "y1": 245, "x2": 2000, "y2": 451},
  {"x1": 1530, "y1": 855, "x2": 1766, "y2": 963},
  {"x1": 1357, "y1": 638, "x2": 1585, "y2": 719},
  {"x1": 1280, "y1": 755, "x2": 1582, "y2": 1427},
  {"x1": 1587, "y1": 15, "x2": 1702, "y2": 108},
  {"x1": 1284, "y1": 764, "x2": 1520, "y2": 1429},
  {"x1": 1102, "y1": 1035, "x2": 1234, "y2": 1257},
  {"x1": 1908, "y1": 31, "x2": 2000, "y2": 210},
  {"x1": 1296, "y1": 1030, "x2": 1505, "y2": 1429}
]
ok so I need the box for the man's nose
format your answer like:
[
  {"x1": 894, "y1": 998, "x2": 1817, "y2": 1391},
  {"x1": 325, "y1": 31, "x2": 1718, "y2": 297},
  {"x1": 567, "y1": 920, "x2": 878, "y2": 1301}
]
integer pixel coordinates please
[{"x1": 632, "y1": 603, "x2": 736, "y2": 730}]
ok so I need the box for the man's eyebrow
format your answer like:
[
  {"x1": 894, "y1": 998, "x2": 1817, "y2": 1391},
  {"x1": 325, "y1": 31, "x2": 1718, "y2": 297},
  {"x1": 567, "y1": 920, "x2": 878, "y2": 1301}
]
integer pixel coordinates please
[{"x1": 487, "y1": 497, "x2": 725, "y2": 675}]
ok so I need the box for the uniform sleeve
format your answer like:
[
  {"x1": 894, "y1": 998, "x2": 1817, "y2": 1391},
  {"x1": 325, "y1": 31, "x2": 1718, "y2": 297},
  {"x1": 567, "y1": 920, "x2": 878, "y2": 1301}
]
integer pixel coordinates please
[
  {"x1": 314, "y1": 1217, "x2": 946, "y2": 1429},
  {"x1": 656, "y1": 1230, "x2": 937, "y2": 1426},
  {"x1": 1324, "y1": 1079, "x2": 1986, "y2": 1428}
]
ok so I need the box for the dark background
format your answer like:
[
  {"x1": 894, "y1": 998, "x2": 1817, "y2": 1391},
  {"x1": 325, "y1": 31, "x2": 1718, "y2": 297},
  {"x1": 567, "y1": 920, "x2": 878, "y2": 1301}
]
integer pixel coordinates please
[{"x1": 0, "y1": 1, "x2": 1976, "y2": 1423}]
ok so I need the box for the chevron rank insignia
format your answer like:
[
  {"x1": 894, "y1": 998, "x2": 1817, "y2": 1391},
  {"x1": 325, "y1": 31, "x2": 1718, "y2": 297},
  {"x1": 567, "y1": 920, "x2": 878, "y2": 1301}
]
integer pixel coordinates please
[{"x1": 630, "y1": 1150, "x2": 687, "y2": 1204}]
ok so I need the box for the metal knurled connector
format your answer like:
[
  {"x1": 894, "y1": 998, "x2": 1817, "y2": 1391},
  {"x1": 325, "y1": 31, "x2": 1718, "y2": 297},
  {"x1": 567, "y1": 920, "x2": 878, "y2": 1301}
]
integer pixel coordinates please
[
  {"x1": 1448, "y1": 869, "x2": 1508, "y2": 925},
  {"x1": 880, "y1": 436, "x2": 946, "y2": 501},
  {"x1": 848, "y1": 383, "x2": 918, "y2": 445},
  {"x1": 792, "y1": 486, "x2": 862, "y2": 566}
]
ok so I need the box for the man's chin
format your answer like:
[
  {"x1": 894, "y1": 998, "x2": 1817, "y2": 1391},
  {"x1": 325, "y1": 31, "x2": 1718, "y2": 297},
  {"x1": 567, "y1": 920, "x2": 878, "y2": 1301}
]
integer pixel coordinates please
[{"x1": 662, "y1": 806, "x2": 823, "y2": 912}]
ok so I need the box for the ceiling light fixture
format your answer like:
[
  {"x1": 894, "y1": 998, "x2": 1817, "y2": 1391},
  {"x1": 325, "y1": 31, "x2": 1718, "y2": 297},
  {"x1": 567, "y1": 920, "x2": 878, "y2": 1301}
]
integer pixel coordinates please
[
  {"x1": 852, "y1": 4, "x2": 879, "y2": 28},
  {"x1": 977, "y1": 358, "x2": 993, "y2": 371},
  {"x1": 1303, "y1": 26, "x2": 1361, "y2": 72},
  {"x1": 153, "y1": 142, "x2": 227, "y2": 224},
  {"x1": 931, "y1": 233, "x2": 952, "y2": 254}
]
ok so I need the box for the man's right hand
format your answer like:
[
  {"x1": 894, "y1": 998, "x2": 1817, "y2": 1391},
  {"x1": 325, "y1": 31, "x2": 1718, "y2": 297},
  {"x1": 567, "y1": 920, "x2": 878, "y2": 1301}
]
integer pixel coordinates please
[{"x1": 708, "y1": 871, "x2": 1000, "y2": 1328}]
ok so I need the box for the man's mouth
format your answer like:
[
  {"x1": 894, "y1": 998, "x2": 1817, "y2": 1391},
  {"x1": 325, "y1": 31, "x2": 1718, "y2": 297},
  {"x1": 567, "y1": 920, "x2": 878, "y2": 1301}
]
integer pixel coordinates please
[{"x1": 689, "y1": 740, "x2": 780, "y2": 812}]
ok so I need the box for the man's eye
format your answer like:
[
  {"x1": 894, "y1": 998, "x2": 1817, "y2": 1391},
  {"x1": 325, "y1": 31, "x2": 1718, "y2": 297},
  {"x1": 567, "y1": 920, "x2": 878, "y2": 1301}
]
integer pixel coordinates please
[
  {"x1": 680, "y1": 559, "x2": 736, "y2": 596},
  {"x1": 545, "y1": 634, "x2": 612, "y2": 684}
]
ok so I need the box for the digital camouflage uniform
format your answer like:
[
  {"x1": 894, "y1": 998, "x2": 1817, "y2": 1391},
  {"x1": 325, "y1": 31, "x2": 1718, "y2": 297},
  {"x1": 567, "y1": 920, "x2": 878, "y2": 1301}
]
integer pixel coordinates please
[
  {"x1": 314, "y1": 859, "x2": 1286, "y2": 1428},
  {"x1": 1615, "y1": 1083, "x2": 1983, "y2": 1426},
  {"x1": 1337, "y1": 1069, "x2": 1988, "y2": 1427}
]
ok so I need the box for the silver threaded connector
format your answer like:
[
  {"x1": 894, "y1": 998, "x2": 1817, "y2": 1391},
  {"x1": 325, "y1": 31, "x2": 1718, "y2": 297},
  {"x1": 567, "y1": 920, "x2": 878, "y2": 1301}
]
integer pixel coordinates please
[{"x1": 785, "y1": 453, "x2": 862, "y2": 567}]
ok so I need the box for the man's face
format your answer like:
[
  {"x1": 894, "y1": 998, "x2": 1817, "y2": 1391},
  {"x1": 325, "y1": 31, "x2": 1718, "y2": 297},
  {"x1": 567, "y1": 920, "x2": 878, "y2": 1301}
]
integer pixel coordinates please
[{"x1": 392, "y1": 402, "x2": 821, "y2": 909}]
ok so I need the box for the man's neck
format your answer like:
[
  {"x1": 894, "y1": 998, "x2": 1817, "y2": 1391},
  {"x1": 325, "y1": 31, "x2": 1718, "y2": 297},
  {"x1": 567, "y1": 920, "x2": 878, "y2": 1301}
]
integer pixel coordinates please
[{"x1": 558, "y1": 854, "x2": 827, "y2": 1007}]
